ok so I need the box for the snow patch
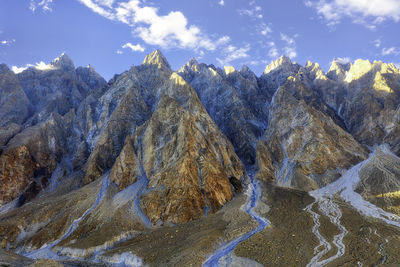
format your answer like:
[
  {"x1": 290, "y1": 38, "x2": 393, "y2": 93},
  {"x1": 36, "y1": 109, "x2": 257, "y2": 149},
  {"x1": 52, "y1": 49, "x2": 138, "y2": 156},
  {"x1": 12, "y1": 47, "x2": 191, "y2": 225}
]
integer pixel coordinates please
[{"x1": 95, "y1": 252, "x2": 145, "y2": 267}]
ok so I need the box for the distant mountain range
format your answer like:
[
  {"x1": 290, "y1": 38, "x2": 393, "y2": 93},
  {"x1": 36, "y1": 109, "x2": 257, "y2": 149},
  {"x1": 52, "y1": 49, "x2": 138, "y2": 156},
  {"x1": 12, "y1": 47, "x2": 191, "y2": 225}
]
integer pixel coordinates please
[{"x1": 0, "y1": 50, "x2": 400, "y2": 266}]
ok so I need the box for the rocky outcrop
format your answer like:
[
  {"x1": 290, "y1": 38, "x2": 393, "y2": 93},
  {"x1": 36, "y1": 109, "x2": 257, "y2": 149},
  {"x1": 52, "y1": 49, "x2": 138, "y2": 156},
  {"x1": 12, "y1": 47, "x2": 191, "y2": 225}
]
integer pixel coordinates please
[
  {"x1": 17, "y1": 53, "x2": 106, "y2": 125},
  {"x1": 134, "y1": 73, "x2": 245, "y2": 223},
  {"x1": 329, "y1": 60, "x2": 400, "y2": 148},
  {"x1": 0, "y1": 64, "x2": 30, "y2": 127},
  {"x1": 356, "y1": 146, "x2": 400, "y2": 215},
  {"x1": 0, "y1": 112, "x2": 71, "y2": 205},
  {"x1": 178, "y1": 59, "x2": 264, "y2": 165},
  {"x1": 256, "y1": 81, "x2": 368, "y2": 191},
  {"x1": 79, "y1": 51, "x2": 245, "y2": 223},
  {"x1": 0, "y1": 54, "x2": 105, "y2": 206},
  {"x1": 109, "y1": 136, "x2": 140, "y2": 190}
]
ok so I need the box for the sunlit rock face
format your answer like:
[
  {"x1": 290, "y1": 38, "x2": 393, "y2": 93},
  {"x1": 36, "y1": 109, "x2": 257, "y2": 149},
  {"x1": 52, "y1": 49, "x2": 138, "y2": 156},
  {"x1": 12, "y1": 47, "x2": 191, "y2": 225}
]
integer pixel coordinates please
[
  {"x1": 356, "y1": 146, "x2": 400, "y2": 215},
  {"x1": 133, "y1": 73, "x2": 245, "y2": 223},
  {"x1": 80, "y1": 51, "x2": 245, "y2": 223},
  {"x1": 329, "y1": 60, "x2": 400, "y2": 148},
  {"x1": 259, "y1": 55, "x2": 301, "y2": 99},
  {"x1": 256, "y1": 82, "x2": 368, "y2": 191},
  {"x1": 178, "y1": 59, "x2": 266, "y2": 165}
]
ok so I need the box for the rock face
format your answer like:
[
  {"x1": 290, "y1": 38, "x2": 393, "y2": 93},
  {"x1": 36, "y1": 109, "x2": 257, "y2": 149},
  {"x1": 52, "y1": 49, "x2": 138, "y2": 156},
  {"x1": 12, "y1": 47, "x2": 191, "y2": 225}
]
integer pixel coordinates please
[
  {"x1": 256, "y1": 82, "x2": 367, "y2": 191},
  {"x1": 328, "y1": 59, "x2": 400, "y2": 148},
  {"x1": 0, "y1": 64, "x2": 30, "y2": 127},
  {"x1": 0, "y1": 54, "x2": 106, "y2": 205},
  {"x1": 356, "y1": 146, "x2": 400, "y2": 215},
  {"x1": 178, "y1": 59, "x2": 267, "y2": 165},
  {"x1": 134, "y1": 73, "x2": 244, "y2": 223}
]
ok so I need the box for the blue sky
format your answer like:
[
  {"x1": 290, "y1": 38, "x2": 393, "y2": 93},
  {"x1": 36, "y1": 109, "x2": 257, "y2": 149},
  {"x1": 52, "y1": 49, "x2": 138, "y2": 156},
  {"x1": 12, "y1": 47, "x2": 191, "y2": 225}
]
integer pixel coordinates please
[{"x1": 1, "y1": 0, "x2": 400, "y2": 80}]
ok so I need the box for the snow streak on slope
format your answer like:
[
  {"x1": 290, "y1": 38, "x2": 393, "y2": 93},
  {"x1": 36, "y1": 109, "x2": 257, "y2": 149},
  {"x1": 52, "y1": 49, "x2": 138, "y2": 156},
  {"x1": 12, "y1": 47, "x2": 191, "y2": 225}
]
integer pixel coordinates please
[
  {"x1": 203, "y1": 168, "x2": 269, "y2": 266},
  {"x1": 306, "y1": 146, "x2": 400, "y2": 266},
  {"x1": 21, "y1": 173, "x2": 110, "y2": 260}
]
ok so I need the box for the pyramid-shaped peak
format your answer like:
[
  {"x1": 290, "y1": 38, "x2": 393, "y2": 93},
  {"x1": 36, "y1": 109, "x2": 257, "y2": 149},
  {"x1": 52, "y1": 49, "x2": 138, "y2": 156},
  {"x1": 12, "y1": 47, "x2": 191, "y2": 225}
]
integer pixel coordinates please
[
  {"x1": 51, "y1": 52, "x2": 75, "y2": 71},
  {"x1": 305, "y1": 60, "x2": 320, "y2": 69},
  {"x1": 142, "y1": 49, "x2": 171, "y2": 69},
  {"x1": 241, "y1": 64, "x2": 251, "y2": 72},
  {"x1": 264, "y1": 55, "x2": 295, "y2": 74}
]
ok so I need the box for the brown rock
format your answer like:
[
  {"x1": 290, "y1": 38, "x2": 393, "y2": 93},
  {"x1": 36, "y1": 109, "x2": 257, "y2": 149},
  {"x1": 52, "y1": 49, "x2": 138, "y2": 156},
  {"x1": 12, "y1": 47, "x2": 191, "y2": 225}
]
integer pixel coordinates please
[
  {"x1": 257, "y1": 84, "x2": 368, "y2": 191},
  {"x1": 110, "y1": 136, "x2": 140, "y2": 190},
  {"x1": 136, "y1": 73, "x2": 245, "y2": 223}
]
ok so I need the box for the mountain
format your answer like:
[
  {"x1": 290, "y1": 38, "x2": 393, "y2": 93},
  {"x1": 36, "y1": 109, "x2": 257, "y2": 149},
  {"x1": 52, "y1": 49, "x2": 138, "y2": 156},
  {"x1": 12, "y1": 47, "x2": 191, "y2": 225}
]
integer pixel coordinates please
[{"x1": 1, "y1": 51, "x2": 400, "y2": 266}]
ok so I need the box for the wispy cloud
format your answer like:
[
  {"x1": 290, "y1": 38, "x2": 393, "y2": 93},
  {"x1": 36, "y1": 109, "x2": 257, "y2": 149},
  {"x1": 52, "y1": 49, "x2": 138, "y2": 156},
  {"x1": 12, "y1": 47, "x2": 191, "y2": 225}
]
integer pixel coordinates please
[
  {"x1": 77, "y1": 0, "x2": 231, "y2": 52},
  {"x1": 218, "y1": 0, "x2": 225, "y2": 6},
  {"x1": 332, "y1": 57, "x2": 351, "y2": 64},
  {"x1": 260, "y1": 23, "x2": 272, "y2": 36},
  {"x1": 30, "y1": 0, "x2": 54, "y2": 12},
  {"x1": 0, "y1": 39, "x2": 16, "y2": 46},
  {"x1": 267, "y1": 41, "x2": 279, "y2": 58},
  {"x1": 238, "y1": 3, "x2": 263, "y2": 20},
  {"x1": 280, "y1": 33, "x2": 297, "y2": 58},
  {"x1": 122, "y1": 42, "x2": 145, "y2": 52},
  {"x1": 373, "y1": 38, "x2": 382, "y2": 48},
  {"x1": 382, "y1": 47, "x2": 400, "y2": 56},
  {"x1": 216, "y1": 44, "x2": 250, "y2": 66},
  {"x1": 305, "y1": 0, "x2": 400, "y2": 29}
]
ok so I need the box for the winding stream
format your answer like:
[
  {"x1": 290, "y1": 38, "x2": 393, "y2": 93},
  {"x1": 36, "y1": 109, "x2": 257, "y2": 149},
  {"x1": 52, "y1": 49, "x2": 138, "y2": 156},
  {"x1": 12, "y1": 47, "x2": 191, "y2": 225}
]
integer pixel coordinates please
[
  {"x1": 305, "y1": 147, "x2": 400, "y2": 266},
  {"x1": 203, "y1": 168, "x2": 270, "y2": 266}
]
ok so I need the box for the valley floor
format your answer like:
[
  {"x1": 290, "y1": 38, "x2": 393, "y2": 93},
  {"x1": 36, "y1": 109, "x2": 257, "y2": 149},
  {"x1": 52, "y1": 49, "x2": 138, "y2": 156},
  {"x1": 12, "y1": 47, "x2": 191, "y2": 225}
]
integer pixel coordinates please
[{"x1": 2, "y1": 177, "x2": 400, "y2": 266}]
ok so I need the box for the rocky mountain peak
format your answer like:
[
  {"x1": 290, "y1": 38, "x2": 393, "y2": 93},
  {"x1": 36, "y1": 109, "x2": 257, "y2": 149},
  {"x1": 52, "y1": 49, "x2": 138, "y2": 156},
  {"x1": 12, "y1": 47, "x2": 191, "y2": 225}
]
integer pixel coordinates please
[
  {"x1": 264, "y1": 55, "x2": 299, "y2": 76},
  {"x1": 344, "y1": 59, "x2": 374, "y2": 83},
  {"x1": 239, "y1": 64, "x2": 257, "y2": 80},
  {"x1": 178, "y1": 58, "x2": 200, "y2": 73},
  {"x1": 304, "y1": 61, "x2": 327, "y2": 81},
  {"x1": 224, "y1": 66, "x2": 236, "y2": 75},
  {"x1": 327, "y1": 59, "x2": 351, "y2": 81},
  {"x1": 142, "y1": 49, "x2": 171, "y2": 70},
  {"x1": 50, "y1": 52, "x2": 75, "y2": 71},
  {"x1": 0, "y1": 64, "x2": 9, "y2": 74},
  {"x1": 264, "y1": 55, "x2": 292, "y2": 74}
]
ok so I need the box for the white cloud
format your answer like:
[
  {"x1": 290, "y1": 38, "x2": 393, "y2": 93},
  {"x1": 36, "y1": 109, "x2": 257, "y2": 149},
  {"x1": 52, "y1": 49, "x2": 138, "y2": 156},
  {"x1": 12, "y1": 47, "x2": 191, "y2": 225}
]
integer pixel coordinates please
[
  {"x1": 238, "y1": 4, "x2": 263, "y2": 19},
  {"x1": 268, "y1": 47, "x2": 279, "y2": 58},
  {"x1": 11, "y1": 61, "x2": 56, "y2": 74},
  {"x1": 11, "y1": 66, "x2": 29, "y2": 74},
  {"x1": 280, "y1": 33, "x2": 297, "y2": 58},
  {"x1": 122, "y1": 42, "x2": 145, "y2": 52},
  {"x1": 218, "y1": 0, "x2": 225, "y2": 6},
  {"x1": 332, "y1": 57, "x2": 351, "y2": 64},
  {"x1": 216, "y1": 44, "x2": 250, "y2": 66},
  {"x1": 267, "y1": 41, "x2": 279, "y2": 58},
  {"x1": 260, "y1": 24, "x2": 272, "y2": 36},
  {"x1": 30, "y1": 0, "x2": 54, "y2": 12},
  {"x1": 373, "y1": 38, "x2": 382, "y2": 48},
  {"x1": 305, "y1": 0, "x2": 400, "y2": 28},
  {"x1": 0, "y1": 39, "x2": 16, "y2": 46},
  {"x1": 78, "y1": 0, "x2": 228, "y2": 52},
  {"x1": 382, "y1": 47, "x2": 400, "y2": 56},
  {"x1": 116, "y1": 50, "x2": 123, "y2": 54}
]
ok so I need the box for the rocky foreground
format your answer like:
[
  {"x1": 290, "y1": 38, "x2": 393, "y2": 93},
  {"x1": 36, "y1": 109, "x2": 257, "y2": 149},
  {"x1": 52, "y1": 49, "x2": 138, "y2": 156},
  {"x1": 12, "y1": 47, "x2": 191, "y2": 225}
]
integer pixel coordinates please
[{"x1": 0, "y1": 51, "x2": 400, "y2": 266}]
